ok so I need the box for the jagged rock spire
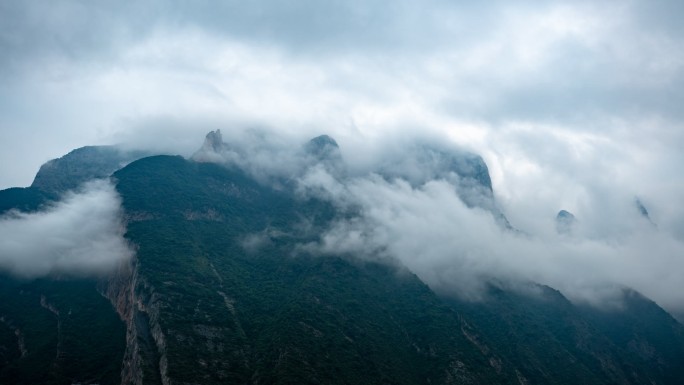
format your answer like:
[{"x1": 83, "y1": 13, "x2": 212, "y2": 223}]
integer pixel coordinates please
[
  {"x1": 203, "y1": 129, "x2": 224, "y2": 153},
  {"x1": 192, "y1": 130, "x2": 227, "y2": 162}
]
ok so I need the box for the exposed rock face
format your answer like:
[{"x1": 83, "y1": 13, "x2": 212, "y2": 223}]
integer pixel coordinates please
[
  {"x1": 556, "y1": 210, "x2": 576, "y2": 235},
  {"x1": 191, "y1": 129, "x2": 228, "y2": 163},
  {"x1": 204, "y1": 129, "x2": 224, "y2": 153},
  {"x1": 106, "y1": 259, "x2": 166, "y2": 385}
]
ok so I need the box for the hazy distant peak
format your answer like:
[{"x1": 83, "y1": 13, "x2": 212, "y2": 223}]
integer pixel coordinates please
[
  {"x1": 305, "y1": 134, "x2": 340, "y2": 159},
  {"x1": 303, "y1": 134, "x2": 345, "y2": 177},
  {"x1": 557, "y1": 209, "x2": 575, "y2": 219},
  {"x1": 635, "y1": 198, "x2": 650, "y2": 219},
  {"x1": 556, "y1": 209, "x2": 576, "y2": 235},
  {"x1": 635, "y1": 198, "x2": 656, "y2": 226},
  {"x1": 381, "y1": 144, "x2": 494, "y2": 193},
  {"x1": 309, "y1": 134, "x2": 338, "y2": 147}
]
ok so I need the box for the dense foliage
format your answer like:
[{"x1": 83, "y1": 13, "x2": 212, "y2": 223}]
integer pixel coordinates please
[{"x1": 0, "y1": 277, "x2": 125, "y2": 385}]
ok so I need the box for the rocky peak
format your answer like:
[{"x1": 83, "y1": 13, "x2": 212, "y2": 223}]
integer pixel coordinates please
[
  {"x1": 192, "y1": 130, "x2": 228, "y2": 162},
  {"x1": 203, "y1": 129, "x2": 224, "y2": 153}
]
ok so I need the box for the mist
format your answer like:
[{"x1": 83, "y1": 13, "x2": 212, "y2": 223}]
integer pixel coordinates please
[
  {"x1": 0, "y1": 179, "x2": 133, "y2": 278},
  {"x1": 207, "y1": 129, "x2": 682, "y2": 315},
  {"x1": 182, "y1": 123, "x2": 684, "y2": 315}
]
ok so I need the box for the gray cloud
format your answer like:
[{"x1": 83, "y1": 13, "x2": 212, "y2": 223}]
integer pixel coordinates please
[
  {"x1": 296, "y1": 163, "x2": 684, "y2": 315},
  {"x1": 2, "y1": 0, "x2": 684, "y2": 188},
  {"x1": 0, "y1": 179, "x2": 133, "y2": 277}
]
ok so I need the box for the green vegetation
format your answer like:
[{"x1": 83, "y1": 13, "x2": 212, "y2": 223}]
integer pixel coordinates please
[
  {"x1": 448, "y1": 283, "x2": 684, "y2": 384},
  {"x1": 31, "y1": 146, "x2": 147, "y2": 195},
  {"x1": 113, "y1": 155, "x2": 512, "y2": 384},
  {"x1": 0, "y1": 187, "x2": 53, "y2": 214},
  {"x1": 0, "y1": 277, "x2": 126, "y2": 385}
]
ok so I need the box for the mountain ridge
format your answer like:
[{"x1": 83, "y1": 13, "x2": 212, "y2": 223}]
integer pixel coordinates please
[{"x1": 0, "y1": 131, "x2": 682, "y2": 384}]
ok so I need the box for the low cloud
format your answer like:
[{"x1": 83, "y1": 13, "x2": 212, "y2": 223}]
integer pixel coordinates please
[
  {"x1": 0, "y1": 179, "x2": 133, "y2": 277},
  {"x1": 292, "y1": 147, "x2": 684, "y2": 315},
  {"x1": 190, "y1": 127, "x2": 684, "y2": 315}
]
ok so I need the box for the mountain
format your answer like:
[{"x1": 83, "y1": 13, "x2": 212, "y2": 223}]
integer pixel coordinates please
[
  {"x1": 0, "y1": 145, "x2": 148, "y2": 215},
  {"x1": 31, "y1": 146, "x2": 148, "y2": 196},
  {"x1": 106, "y1": 155, "x2": 509, "y2": 384},
  {"x1": 303, "y1": 134, "x2": 341, "y2": 161},
  {"x1": 1, "y1": 132, "x2": 683, "y2": 384},
  {"x1": 0, "y1": 186, "x2": 52, "y2": 215},
  {"x1": 303, "y1": 135, "x2": 345, "y2": 177}
]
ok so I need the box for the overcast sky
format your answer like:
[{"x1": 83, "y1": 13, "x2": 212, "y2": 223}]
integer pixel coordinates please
[
  {"x1": 1, "y1": 0, "x2": 683, "y2": 312},
  {"x1": 2, "y1": 1, "x2": 684, "y2": 226},
  {"x1": 0, "y1": 1, "x2": 681, "y2": 187}
]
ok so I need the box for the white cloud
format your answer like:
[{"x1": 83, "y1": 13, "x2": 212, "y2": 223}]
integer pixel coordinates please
[
  {"x1": 0, "y1": 179, "x2": 133, "y2": 277},
  {"x1": 300, "y1": 168, "x2": 684, "y2": 314}
]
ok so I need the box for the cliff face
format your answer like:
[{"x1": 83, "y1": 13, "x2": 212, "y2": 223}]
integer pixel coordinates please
[{"x1": 106, "y1": 258, "x2": 168, "y2": 385}]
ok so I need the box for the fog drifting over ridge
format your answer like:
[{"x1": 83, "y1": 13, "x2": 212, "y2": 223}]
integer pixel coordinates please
[
  {"x1": 0, "y1": 180, "x2": 133, "y2": 277},
  {"x1": 306, "y1": 170, "x2": 684, "y2": 312},
  {"x1": 190, "y1": 128, "x2": 684, "y2": 316}
]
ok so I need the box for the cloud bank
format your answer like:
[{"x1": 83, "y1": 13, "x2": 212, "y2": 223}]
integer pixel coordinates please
[
  {"x1": 196, "y1": 128, "x2": 684, "y2": 315},
  {"x1": 296, "y1": 160, "x2": 684, "y2": 315},
  {"x1": 0, "y1": 179, "x2": 133, "y2": 277}
]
